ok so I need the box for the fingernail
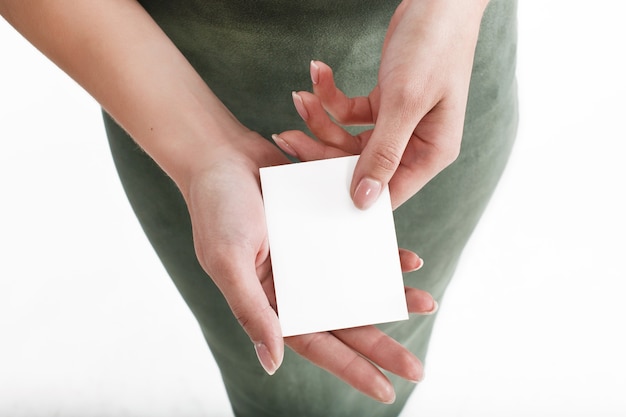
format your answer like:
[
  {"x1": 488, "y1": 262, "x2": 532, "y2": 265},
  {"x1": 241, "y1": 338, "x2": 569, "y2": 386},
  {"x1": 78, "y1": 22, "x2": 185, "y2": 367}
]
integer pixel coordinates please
[
  {"x1": 353, "y1": 177, "x2": 382, "y2": 210},
  {"x1": 272, "y1": 134, "x2": 298, "y2": 158},
  {"x1": 254, "y1": 342, "x2": 278, "y2": 375},
  {"x1": 292, "y1": 91, "x2": 309, "y2": 121},
  {"x1": 415, "y1": 257, "x2": 424, "y2": 271},
  {"x1": 409, "y1": 369, "x2": 425, "y2": 384},
  {"x1": 310, "y1": 60, "x2": 320, "y2": 85},
  {"x1": 422, "y1": 300, "x2": 438, "y2": 316},
  {"x1": 406, "y1": 360, "x2": 423, "y2": 384},
  {"x1": 377, "y1": 385, "x2": 396, "y2": 404},
  {"x1": 407, "y1": 257, "x2": 424, "y2": 272}
]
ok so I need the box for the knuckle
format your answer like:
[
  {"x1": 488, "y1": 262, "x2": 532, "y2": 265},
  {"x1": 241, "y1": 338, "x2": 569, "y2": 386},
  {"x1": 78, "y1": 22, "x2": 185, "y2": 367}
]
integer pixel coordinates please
[
  {"x1": 394, "y1": 81, "x2": 427, "y2": 118},
  {"x1": 337, "y1": 353, "x2": 361, "y2": 376},
  {"x1": 231, "y1": 304, "x2": 252, "y2": 330},
  {"x1": 439, "y1": 142, "x2": 461, "y2": 167},
  {"x1": 197, "y1": 244, "x2": 236, "y2": 279},
  {"x1": 294, "y1": 333, "x2": 325, "y2": 357},
  {"x1": 370, "y1": 142, "x2": 403, "y2": 174},
  {"x1": 443, "y1": 146, "x2": 461, "y2": 165},
  {"x1": 193, "y1": 234, "x2": 254, "y2": 283},
  {"x1": 231, "y1": 299, "x2": 273, "y2": 335},
  {"x1": 368, "y1": 333, "x2": 390, "y2": 358},
  {"x1": 397, "y1": 83, "x2": 420, "y2": 105},
  {"x1": 334, "y1": 105, "x2": 352, "y2": 125}
]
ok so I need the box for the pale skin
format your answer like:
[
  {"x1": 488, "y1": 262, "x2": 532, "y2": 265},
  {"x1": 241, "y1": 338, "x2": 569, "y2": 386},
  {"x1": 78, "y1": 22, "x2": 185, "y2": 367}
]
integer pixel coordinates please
[{"x1": 0, "y1": 0, "x2": 488, "y2": 405}]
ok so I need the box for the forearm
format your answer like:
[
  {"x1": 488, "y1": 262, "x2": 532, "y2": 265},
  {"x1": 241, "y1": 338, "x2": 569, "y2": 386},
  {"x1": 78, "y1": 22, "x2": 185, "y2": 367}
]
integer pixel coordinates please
[{"x1": 0, "y1": 0, "x2": 247, "y2": 192}]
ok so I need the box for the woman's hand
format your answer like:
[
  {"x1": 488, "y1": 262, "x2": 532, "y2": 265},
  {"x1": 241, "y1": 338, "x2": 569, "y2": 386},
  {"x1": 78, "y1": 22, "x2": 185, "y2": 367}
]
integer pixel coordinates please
[
  {"x1": 183, "y1": 133, "x2": 436, "y2": 404},
  {"x1": 0, "y1": 0, "x2": 438, "y2": 402},
  {"x1": 279, "y1": 0, "x2": 489, "y2": 210}
]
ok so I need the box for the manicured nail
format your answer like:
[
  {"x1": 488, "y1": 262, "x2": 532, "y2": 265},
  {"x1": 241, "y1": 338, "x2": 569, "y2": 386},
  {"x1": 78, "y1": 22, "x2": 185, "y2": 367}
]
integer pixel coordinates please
[
  {"x1": 310, "y1": 60, "x2": 320, "y2": 85},
  {"x1": 407, "y1": 257, "x2": 424, "y2": 272},
  {"x1": 409, "y1": 369, "x2": 425, "y2": 384},
  {"x1": 422, "y1": 300, "x2": 438, "y2": 316},
  {"x1": 272, "y1": 134, "x2": 298, "y2": 158},
  {"x1": 254, "y1": 342, "x2": 278, "y2": 375},
  {"x1": 415, "y1": 257, "x2": 424, "y2": 271},
  {"x1": 353, "y1": 177, "x2": 382, "y2": 210},
  {"x1": 405, "y1": 359, "x2": 423, "y2": 384},
  {"x1": 377, "y1": 385, "x2": 396, "y2": 404},
  {"x1": 292, "y1": 91, "x2": 309, "y2": 121}
]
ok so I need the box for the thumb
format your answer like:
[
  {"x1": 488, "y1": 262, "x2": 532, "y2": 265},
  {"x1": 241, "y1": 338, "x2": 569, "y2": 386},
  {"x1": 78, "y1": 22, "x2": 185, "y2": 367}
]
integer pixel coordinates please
[
  {"x1": 351, "y1": 91, "x2": 424, "y2": 210},
  {"x1": 212, "y1": 258, "x2": 284, "y2": 375}
]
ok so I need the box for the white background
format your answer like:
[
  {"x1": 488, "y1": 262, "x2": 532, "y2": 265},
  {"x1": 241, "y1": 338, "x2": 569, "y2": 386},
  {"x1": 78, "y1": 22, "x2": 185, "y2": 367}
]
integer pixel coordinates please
[{"x1": 1, "y1": 1, "x2": 625, "y2": 416}]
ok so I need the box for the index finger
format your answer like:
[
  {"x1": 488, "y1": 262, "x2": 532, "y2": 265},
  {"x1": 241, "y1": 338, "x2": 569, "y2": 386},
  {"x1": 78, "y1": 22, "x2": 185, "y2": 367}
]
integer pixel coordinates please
[{"x1": 311, "y1": 60, "x2": 375, "y2": 126}]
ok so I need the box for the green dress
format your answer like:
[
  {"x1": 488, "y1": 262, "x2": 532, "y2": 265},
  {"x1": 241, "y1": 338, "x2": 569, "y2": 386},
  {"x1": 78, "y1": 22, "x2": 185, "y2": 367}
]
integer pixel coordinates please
[{"x1": 103, "y1": 0, "x2": 518, "y2": 415}]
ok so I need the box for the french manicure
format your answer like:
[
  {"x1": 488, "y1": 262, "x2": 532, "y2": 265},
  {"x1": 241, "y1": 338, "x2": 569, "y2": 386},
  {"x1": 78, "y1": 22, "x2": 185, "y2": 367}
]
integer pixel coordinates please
[
  {"x1": 415, "y1": 258, "x2": 424, "y2": 271},
  {"x1": 272, "y1": 134, "x2": 298, "y2": 158},
  {"x1": 408, "y1": 257, "x2": 424, "y2": 272},
  {"x1": 353, "y1": 177, "x2": 382, "y2": 210},
  {"x1": 292, "y1": 91, "x2": 309, "y2": 121},
  {"x1": 254, "y1": 342, "x2": 278, "y2": 376},
  {"x1": 310, "y1": 60, "x2": 320, "y2": 85}
]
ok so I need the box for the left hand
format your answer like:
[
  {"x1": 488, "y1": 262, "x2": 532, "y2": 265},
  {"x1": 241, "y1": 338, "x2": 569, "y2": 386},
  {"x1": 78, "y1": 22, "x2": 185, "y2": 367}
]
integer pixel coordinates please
[{"x1": 276, "y1": 0, "x2": 489, "y2": 210}]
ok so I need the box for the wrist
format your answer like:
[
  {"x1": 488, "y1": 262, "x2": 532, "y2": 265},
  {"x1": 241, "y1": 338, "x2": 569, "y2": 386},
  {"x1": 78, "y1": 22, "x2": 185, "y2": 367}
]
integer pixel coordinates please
[{"x1": 405, "y1": 0, "x2": 488, "y2": 25}]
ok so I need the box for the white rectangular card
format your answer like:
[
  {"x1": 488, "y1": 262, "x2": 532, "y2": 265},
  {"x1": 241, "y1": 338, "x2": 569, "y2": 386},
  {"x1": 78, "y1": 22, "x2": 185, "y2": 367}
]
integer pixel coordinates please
[{"x1": 260, "y1": 155, "x2": 408, "y2": 337}]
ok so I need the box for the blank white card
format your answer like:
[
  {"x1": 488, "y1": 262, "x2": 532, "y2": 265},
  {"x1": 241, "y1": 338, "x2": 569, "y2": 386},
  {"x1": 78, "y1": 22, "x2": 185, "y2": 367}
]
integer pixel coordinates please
[{"x1": 259, "y1": 155, "x2": 408, "y2": 337}]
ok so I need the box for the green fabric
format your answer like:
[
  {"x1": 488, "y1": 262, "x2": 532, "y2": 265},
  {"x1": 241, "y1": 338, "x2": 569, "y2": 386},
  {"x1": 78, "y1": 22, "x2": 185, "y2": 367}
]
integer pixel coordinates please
[{"x1": 103, "y1": 0, "x2": 518, "y2": 415}]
